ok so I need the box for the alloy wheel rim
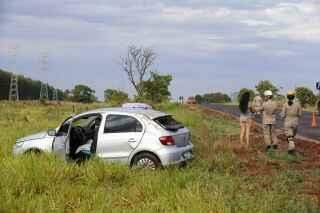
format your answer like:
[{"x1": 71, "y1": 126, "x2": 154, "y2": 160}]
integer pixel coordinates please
[{"x1": 136, "y1": 158, "x2": 156, "y2": 169}]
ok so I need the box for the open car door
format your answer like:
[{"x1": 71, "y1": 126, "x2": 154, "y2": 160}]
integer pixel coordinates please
[{"x1": 52, "y1": 117, "x2": 72, "y2": 160}]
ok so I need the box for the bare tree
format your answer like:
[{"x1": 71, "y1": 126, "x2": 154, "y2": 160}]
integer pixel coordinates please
[{"x1": 121, "y1": 46, "x2": 156, "y2": 96}]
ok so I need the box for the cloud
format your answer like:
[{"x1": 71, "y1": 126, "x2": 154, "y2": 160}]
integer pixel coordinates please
[
  {"x1": 252, "y1": 2, "x2": 320, "y2": 42},
  {"x1": 1, "y1": 0, "x2": 320, "y2": 98}
]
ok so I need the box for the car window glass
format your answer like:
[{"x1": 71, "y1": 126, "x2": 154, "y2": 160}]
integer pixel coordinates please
[
  {"x1": 104, "y1": 115, "x2": 143, "y2": 133},
  {"x1": 154, "y1": 115, "x2": 184, "y2": 131},
  {"x1": 154, "y1": 116, "x2": 180, "y2": 126},
  {"x1": 72, "y1": 116, "x2": 99, "y2": 128},
  {"x1": 57, "y1": 122, "x2": 70, "y2": 136}
]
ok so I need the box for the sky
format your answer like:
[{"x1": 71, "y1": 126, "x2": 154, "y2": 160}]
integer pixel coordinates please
[{"x1": 0, "y1": 0, "x2": 320, "y2": 100}]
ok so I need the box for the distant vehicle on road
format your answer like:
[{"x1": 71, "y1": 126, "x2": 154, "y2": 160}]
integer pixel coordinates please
[
  {"x1": 13, "y1": 106, "x2": 193, "y2": 169},
  {"x1": 186, "y1": 97, "x2": 197, "y2": 105}
]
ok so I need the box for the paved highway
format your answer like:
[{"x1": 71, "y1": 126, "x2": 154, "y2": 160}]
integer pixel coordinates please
[{"x1": 204, "y1": 103, "x2": 320, "y2": 141}]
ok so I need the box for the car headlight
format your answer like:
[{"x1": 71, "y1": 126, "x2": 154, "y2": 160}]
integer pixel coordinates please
[{"x1": 14, "y1": 142, "x2": 24, "y2": 148}]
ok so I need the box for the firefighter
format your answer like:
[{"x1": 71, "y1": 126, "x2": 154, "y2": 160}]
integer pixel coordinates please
[
  {"x1": 252, "y1": 93, "x2": 263, "y2": 116},
  {"x1": 281, "y1": 90, "x2": 302, "y2": 154},
  {"x1": 256, "y1": 90, "x2": 278, "y2": 151}
]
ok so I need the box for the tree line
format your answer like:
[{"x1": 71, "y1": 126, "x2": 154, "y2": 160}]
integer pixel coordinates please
[
  {"x1": 1, "y1": 45, "x2": 173, "y2": 105},
  {"x1": 0, "y1": 69, "x2": 64, "y2": 101},
  {"x1": 193, "y1": 80, "x2": 319, "y2": 107}
]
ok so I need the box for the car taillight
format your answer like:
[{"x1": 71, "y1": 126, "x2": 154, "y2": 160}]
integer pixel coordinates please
[{"x1": 159, "y1": 136, "x2": 175, "y2": 146}]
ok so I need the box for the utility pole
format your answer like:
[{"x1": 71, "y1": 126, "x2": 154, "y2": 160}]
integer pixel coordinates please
[
  {"x1": 8, "y1": 46, "x2": 19, "y2": 101},
  {"x1": 39, "y1": 53, "x2": 49, "y2": 100}
]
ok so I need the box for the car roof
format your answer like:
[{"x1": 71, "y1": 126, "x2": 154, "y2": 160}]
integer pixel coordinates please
[{"x1": 77, "y1": 107, "x2": 169, "y2": 119}]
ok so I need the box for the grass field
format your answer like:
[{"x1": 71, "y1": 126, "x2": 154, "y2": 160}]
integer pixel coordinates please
[{"x1": 0, "y1": 101, "x2": 319, "y2": 212}]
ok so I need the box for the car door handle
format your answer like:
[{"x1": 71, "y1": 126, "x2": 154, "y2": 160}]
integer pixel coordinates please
[{"x1": 128, "y1": 138, "x2": 136, "y2": 143}]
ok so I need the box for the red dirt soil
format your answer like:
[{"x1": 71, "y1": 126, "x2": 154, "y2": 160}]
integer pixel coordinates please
[{"x1": 197, "y1": 106, "x2": 320, "y2": 200}]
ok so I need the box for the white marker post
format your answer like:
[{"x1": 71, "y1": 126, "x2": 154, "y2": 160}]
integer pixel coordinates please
[{"x1": 316, "y1": 82, "x2": 320, "y2": 115}]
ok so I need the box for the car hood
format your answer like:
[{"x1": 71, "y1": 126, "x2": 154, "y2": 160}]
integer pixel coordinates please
[{"x1": 17, "y1": 131, "x2": 49, "y2": 143}]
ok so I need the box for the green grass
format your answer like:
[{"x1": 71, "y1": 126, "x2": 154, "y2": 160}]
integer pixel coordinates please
[
  {"x1": 0, "y1": 101, "x2": 319, "y2": 212},
  {"x1": 266, "y1": 149, "x2": 303, "y2": 163}
]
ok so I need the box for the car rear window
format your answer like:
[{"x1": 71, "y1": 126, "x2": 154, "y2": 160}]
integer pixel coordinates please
[{"x1": 154, "y1": 116, "x2": 184, "y2": 131}]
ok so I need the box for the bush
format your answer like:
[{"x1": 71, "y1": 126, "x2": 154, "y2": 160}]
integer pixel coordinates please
[
  {"x1": 238, "y1": 88, "x2": 255, "y2": 102},
  {"x1": 198, "y1": 93, "x2": 232, "y2": 103},
  {"x1": 295, "y1": 87, "x2": 316, "y2": 107},
  {"x1": 255, "y1": 80, "x2": 279, "y2": 96},
  {"x1": 104, "y1": 89, "x2": 129, "y2": 106}
]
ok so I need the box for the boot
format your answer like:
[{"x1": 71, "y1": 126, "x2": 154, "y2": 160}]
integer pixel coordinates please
[
  {"x1": 265, "y1": 145, "x2": 272, "y2": 152},
  {"x1": 288, "y1": 141, "x2": 295, "y2": 155},
  {"x1": 288, "y1": 149, "x2": 296, "y2": 155}
]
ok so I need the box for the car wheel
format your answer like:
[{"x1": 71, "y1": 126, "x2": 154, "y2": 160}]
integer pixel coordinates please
[
  {"x1": 132, "y1": 153, "x2": 161, "y2": 170},
  {"x1": 25, "y1": 149, "x2": 42, "y2": 155}
]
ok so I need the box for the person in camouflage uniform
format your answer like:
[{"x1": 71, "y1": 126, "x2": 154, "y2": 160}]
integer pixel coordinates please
[{"x1": 281, "y1": 91, "x2": 302, "y2": 155}]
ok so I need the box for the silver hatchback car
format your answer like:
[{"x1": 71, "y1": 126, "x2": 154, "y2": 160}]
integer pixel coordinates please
[{"x1": 13, "y1": 107, "x2": 193, "y2": 168}]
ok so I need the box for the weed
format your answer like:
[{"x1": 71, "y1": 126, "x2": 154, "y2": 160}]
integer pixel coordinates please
[{"x1": 0, "y1": 102, "x2": 318, "y2": 212}]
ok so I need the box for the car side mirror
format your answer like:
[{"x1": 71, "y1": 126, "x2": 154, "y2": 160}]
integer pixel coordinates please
[{"x1": 47, "y1": 129, "x2": 57, "y2": 136}]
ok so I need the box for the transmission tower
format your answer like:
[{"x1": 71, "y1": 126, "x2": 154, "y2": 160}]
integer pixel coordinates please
[
  {"x1": 8, "y1": 45, "x2": 19, "y2": 101},
  {"x1": 52, "y1": 88, "x2": 58, "y2": 102},
  {"x1": 39, "y1": 53, "x2": 49, "y2": 100},
  {"x1": 9, "y1": 75, "x2": 19, "y2": 101}
]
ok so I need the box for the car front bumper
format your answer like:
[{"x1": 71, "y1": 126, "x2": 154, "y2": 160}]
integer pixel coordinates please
[
  {"x1": 157, "y1": 144, "x2": 194, "y2": 166},
  {"x1": 13, "y1": 143, "x2": 25, "y2": 156}
]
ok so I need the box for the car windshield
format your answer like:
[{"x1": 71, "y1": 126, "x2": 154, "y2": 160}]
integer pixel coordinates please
[
  {"x1": 72, "y1": 116, "x2": 99, "y2": 128},
  {"x1": 154, "y1": 115, "x2": 184, "y2": 131}
]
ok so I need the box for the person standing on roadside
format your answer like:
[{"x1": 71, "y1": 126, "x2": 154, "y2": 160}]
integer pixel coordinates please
[
  {"x1": 281, "y1": 91, "x2": 302, "y2": 155},
  {"x1": 256, "y1": 90, "x2": 278, "y2": 151},
  {"x1": 239, "y1": 92, "x2": 253, "y2": 147},
  {"x1": 252, "y1": 93, "x2": 263, "y2": 116}
]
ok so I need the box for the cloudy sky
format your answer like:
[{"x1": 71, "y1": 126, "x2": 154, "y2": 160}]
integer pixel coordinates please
[{"x1": 0, "y1": 0, "x2": 319, "y2": 99}]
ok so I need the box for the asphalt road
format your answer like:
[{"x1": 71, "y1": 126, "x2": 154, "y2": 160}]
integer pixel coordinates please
[{"x1": 203, "y1": 103, "x2": 320, "y2": 141}]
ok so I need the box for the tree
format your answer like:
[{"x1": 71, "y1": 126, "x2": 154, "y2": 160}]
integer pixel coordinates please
[
  {"x1": 195, "y1": 94, "x2": 203, "y2": 104},
  {"x1": 121, "y1": 46, "x2": 156, "y2": 97},
  {"x1": 63, "y1": 89, "x2": 73, "y2": 101},
  {"x1": 255, "y1": 80, "x2": 278, "y2": 96},
  {"x1": 295, "y1": 87, "x2": 316, "y2": 107},
  {"x1": 0, "y1": 68, "x2": 65, "y2": 101},
  {"x1": 72, "y1": 84, "x2": 96, "y2": 103},
  {"x1": 104, "y1": 89, "x2": 129, "y2": 105},
  {"x1": 140, "y1": 72, "x2": 172, "y2": 103},
  {"x1": 238, "y1": 88, "x2": 255, "y2": 102},
  {"x1": 202, "y1": 93, "x2": 231, "y2": 103}
]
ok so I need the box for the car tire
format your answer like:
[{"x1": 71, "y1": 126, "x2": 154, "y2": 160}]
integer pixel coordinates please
[
  {"x1": 25, "y1": 149, "x2": 42, "y2": 155},
  {"x1": 131, "y1": 153, "x2": 162, "y2": 170}
]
